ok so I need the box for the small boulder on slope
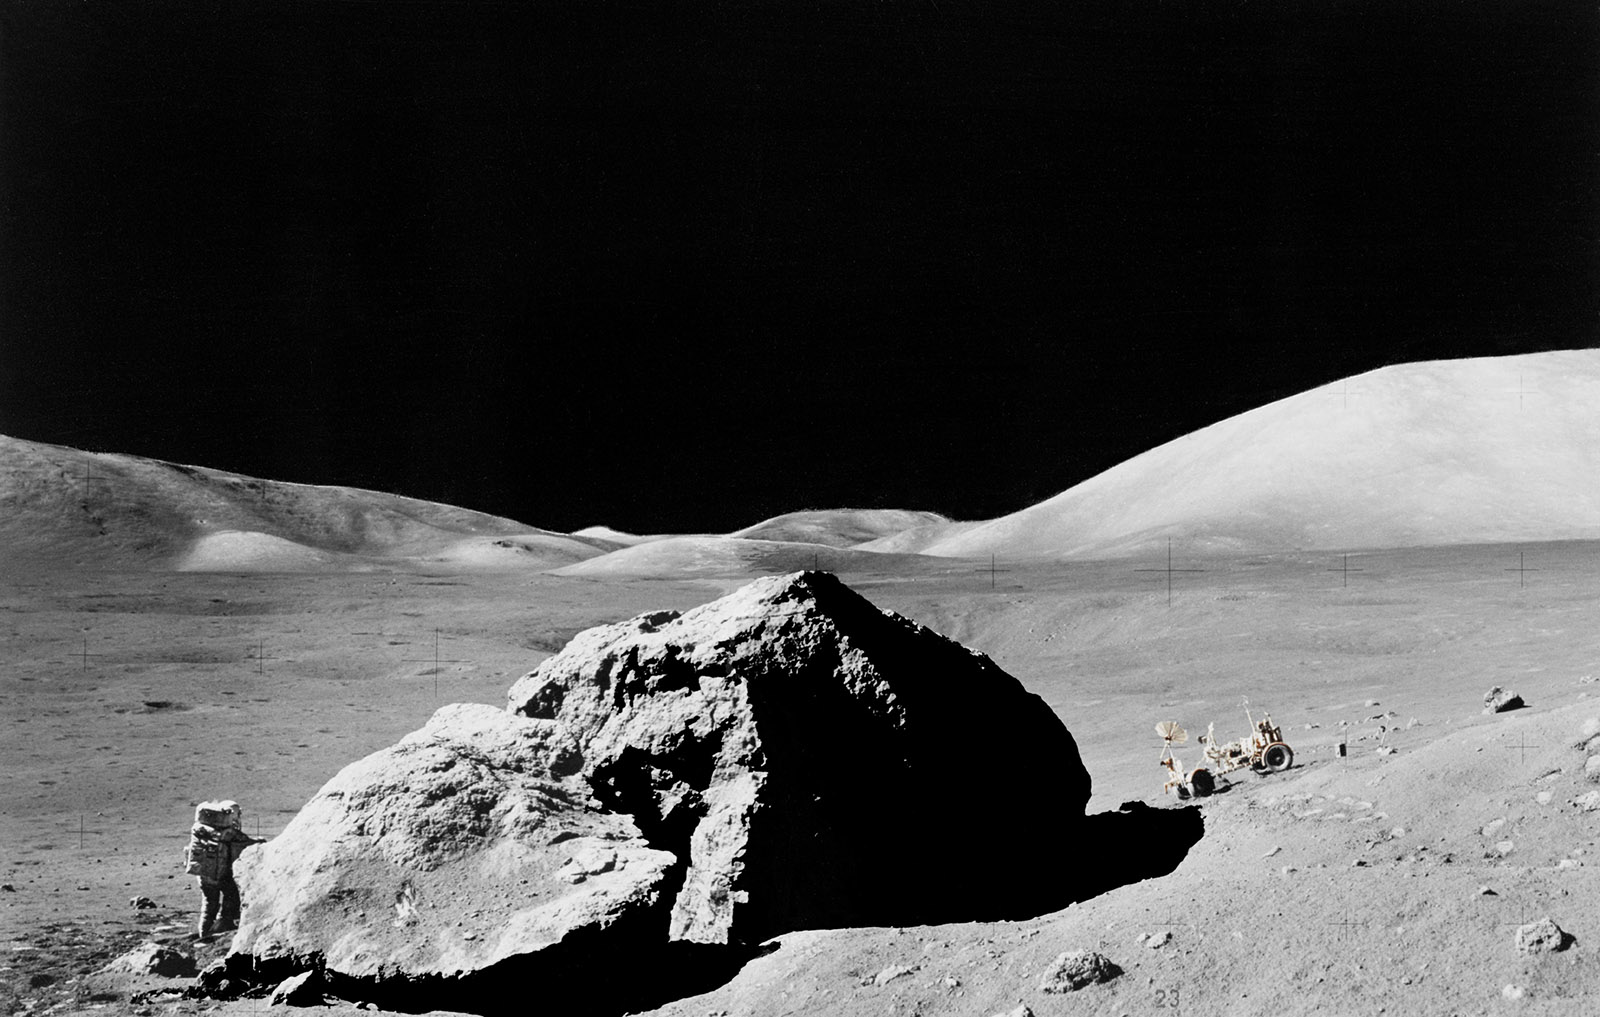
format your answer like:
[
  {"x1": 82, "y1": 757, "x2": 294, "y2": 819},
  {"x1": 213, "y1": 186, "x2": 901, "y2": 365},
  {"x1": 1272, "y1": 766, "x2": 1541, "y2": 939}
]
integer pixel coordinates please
[
  {"x1": 1037, "y1": 950, "x2": 1121, "y2": 992},
  {"x1": 1484, "y1": 687, "x2": 1524, "y2": 714},
  {"x1": 99, "y1": 942, "x2": 196, "y2": 978},
  {"x1": 1514, "y1": 917, "x2": 1574, "y2": 954}
]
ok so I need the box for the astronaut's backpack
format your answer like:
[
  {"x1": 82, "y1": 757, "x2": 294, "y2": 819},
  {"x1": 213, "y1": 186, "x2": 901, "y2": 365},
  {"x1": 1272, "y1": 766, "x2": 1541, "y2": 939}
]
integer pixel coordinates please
[
  {"x1": 184, "y1": 835, "x2": 227, "y2": 878},
  {"x1": 185, "y1": 801, "x2": 231, "y2": 879}
]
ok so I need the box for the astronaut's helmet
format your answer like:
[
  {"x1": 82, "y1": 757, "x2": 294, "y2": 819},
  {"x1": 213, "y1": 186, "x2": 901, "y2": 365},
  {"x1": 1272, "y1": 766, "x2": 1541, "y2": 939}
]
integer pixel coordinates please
[{"x1": 194, "y1": 801, "x2": 231, "y2": 829}]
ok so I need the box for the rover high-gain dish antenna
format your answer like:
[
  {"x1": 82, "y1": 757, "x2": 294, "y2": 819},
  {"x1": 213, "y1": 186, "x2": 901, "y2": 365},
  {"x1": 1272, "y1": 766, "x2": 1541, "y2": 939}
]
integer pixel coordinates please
[{"x1": 1155, "y1": 721, "x2": 1187, "y2": 744}]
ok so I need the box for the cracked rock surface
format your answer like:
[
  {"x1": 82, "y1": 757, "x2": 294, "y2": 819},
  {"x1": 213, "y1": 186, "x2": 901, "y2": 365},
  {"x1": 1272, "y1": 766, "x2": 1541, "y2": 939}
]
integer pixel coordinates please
[{"x1": 233, "y1": 703, "x2": 675, "y2": 983}]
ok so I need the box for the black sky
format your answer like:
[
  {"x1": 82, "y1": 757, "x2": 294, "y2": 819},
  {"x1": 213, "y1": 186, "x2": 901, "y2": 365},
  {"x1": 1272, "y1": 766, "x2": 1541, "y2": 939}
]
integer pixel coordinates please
[{"x1": 2, "y1": 1, "x2": 1595, "y2": 533}]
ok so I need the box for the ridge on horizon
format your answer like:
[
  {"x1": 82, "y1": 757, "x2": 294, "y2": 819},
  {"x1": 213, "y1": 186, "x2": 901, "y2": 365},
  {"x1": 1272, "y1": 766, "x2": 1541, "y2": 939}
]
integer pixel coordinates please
[{"x1": 4, "y1": 350, "x2": 1597, "y2": 573}]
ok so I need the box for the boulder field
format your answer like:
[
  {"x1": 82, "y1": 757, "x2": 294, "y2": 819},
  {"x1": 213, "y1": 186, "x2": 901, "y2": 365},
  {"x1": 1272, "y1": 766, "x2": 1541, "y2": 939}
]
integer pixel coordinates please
[{"x1": 219, "y1": 572, "x2": 1201, "y2": 1014}]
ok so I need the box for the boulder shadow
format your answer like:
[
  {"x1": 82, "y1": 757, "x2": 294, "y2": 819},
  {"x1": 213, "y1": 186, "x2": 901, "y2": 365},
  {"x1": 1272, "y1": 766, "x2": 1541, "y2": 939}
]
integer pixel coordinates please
[{"x1": 1052, "y1": 800, "x2": 1205, "y2": 909}]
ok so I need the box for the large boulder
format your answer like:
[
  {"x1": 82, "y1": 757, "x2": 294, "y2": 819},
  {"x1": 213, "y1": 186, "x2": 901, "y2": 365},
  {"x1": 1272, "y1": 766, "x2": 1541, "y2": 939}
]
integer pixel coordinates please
[
  {"x1": 506, "y1": 570, "x2": 1092, "y2": 944},
  {"x1": 220, "y1": 572, "x2": 1190, "y2": 1015}
]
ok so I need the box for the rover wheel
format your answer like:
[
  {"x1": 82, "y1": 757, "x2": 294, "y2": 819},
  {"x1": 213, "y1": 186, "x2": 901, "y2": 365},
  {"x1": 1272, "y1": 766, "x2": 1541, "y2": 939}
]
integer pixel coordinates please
[
  {"x1": 1262, "y1": 742, "x2": 1293, "y2": 772},
  {"x1": 1175, "y1": 784, "x2": 1192, "y2": 801},
  {"x1": 1188, "y1": 769, "x2": 1216, "y2": 798}
]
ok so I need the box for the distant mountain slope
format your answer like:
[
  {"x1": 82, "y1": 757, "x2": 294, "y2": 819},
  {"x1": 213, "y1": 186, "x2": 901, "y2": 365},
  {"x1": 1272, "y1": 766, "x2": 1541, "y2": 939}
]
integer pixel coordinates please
[
  {"x1": 570, "y1": 525, "x2": 670, "y2": 547},
  {"x1": 731, "y1": 508, "x2": 952, "y2": 548},
  {"x1": 0, "y1": 435, "x2": 602, "y2": 570},
  {"x1": 922, "y1": 350, "x2": 1600, "y2": 560},
  {"x1": 852, "y1": 519, "x2": 981, "y2": 554},
  {"x1": 552, "y1": 535, "x2": 934, "y2": 578}
]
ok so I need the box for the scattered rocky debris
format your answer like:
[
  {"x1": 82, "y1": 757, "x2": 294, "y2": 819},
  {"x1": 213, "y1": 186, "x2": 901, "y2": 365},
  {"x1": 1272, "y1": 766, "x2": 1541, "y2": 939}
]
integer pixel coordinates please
[
  {"x1": 1514, "y1": 917, "x2": 1573, "y2": 954},
  {"x1": 1037, "y1": 950, "x2": 1121, "y2": 993},
  {"x1": 129, "y1": 985, "x2": 189, "y2": 1006},
  {"x1": 1573, "y1": 790, "x2": 1600, "y2": 812},
  {"x1": 190, "y1": 959, "x2": 241, "y2": 999},
  {"x1": 98, "y1": 942, "x2": 196, "y2": 978},
  {"x1": 1483, "y1": 687, "x2": 1523, "y2": 714}
]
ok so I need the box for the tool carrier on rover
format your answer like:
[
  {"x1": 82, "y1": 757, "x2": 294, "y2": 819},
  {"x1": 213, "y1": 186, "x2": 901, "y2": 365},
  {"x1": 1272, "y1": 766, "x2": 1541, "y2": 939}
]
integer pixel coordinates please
[{"x1": 1157, "y1": 700, "x2": 1294, "y2": 799}]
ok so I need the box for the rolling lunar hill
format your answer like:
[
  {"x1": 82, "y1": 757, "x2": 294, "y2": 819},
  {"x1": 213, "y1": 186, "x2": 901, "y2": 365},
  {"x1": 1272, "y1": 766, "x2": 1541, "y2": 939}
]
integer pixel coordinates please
[
  {"x1": 0, "y1": 435, "x2": 610, "y2": 571},
  {"x1": 551, "y1": 534, "x2": 936, "y2": 578},
  {"x1": 919, "y1": 349, "x2": 1600, "y2": 560},
  {"x1": 730, "y1": 508, "x2": 952, "y2": 548}
]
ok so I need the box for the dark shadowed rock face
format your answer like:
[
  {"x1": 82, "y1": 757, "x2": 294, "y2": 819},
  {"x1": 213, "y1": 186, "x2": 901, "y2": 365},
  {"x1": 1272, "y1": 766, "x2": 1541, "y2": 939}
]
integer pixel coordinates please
[{"x1": 506, "y1": 570, "x2": 1094, "y2": 945}]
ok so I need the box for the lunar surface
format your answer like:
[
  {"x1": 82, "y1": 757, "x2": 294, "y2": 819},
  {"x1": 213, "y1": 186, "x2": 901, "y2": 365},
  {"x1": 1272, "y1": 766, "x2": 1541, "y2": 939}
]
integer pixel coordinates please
[{"x1": 3, "y1": 351, "x2": 1598, "y2": 1016}]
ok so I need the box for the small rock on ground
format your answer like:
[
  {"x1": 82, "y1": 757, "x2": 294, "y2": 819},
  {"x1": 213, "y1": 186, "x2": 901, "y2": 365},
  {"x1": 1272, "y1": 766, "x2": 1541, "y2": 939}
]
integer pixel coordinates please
[
  {"x1": 873, "y1": 964, "x2": 917, "y2": 987},
  {"x1": 1514, "y1": 917, "x2": 1573, "y2": 955},
  {"x1": 269, "y1": 970, "x2": 326, "y2": 1007},
  {"x1": 989, "y1": 1007, "x2": 1033, "y2": 1017},
  {"x1": 1037, "y1": 951, "x2": 1121, "y2": 993},
  {"x1": 1585, "y1": 756, "x2": 1600, "y2": 783},
  {"x1": 99, "y1": 942, "x2": 196, "y2": 978}
]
